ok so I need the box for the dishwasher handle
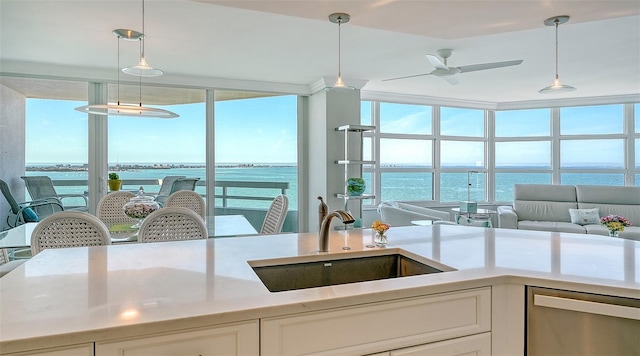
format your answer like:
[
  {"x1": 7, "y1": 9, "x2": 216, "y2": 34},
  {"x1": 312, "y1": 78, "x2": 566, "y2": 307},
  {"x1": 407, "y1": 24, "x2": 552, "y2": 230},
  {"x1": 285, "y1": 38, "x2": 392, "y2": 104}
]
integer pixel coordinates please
[{"x1": 534, "y1": 294, "x2": 640, "y2": 321}]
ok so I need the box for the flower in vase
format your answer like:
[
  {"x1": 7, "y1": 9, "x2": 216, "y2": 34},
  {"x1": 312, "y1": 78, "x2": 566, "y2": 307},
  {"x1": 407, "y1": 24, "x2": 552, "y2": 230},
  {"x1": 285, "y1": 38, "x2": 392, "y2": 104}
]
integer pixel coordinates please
[
  {"x1": 600, "y1": 215, "x2": 631, "y2": 232},
  {"x1": 371, "y1": 220, "x2": 390, "y2": 235}
]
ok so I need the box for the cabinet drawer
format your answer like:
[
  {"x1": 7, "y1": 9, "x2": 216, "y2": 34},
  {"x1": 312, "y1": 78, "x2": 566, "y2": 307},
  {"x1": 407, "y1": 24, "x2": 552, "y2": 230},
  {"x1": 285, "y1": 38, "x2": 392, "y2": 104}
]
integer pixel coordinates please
[
  {"x1": 96, "y1": 320, "x2": 258, "y2": 356},
  {"x1": 262, "y1": 287, "x2": 491, "y2": 355},
  {"x1": 390, "y1": 332, "x2": 491, "y2": 356},
  {"x1": 3, "y1": 344, "x2": 93, "y2": 356}
]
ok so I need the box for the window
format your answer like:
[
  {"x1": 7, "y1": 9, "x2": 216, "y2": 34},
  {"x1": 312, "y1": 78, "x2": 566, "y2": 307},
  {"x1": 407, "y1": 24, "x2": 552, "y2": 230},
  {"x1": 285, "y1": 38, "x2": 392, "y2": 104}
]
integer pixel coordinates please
[
  {"x1": 25, "y1": 94, "x2": 89, "y2": 203},
  {"x1": 380, "y1": 102, "x2": 431, "y2": 134},
  {"x1": 441, "y1": 107, "x2": 484, "y2": 137},
  {"x1": 380, "y1": 139, "x2": 431, "y2": 166},
  {"x1": 495, "y1": 142, "x2": 550, "y2": 169},
  {"x1": 441, "y1": 141, "x2": 484, "y2": 168},
  {"x1": 561, "y1": 139, "x2": 624, "y2": 169},
  {"x1": 215, "y1": 93, "x2": 298, "y2": 231},
  {"x1": 495, "y1": 109, "x2": 550, "y2": 137},
  {"x1": 495, "y1": 173, "x2": 551, "y2": 202},
  {"x1": 108, "y1": 85, "x2": 206, "y2": 196},
  {"x1": 440, "y1": 172, "x2": 485, "y2": 202},
  {"x1": 560, "y1": 104, "x2": 623, "y2": 135}
]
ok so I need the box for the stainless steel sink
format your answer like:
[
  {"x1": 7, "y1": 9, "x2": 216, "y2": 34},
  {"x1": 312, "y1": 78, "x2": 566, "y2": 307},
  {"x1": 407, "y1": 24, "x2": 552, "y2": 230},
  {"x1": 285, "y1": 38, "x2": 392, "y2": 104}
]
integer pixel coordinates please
[{"x1": 249, "y1": 249, "x2": 454, "y2": 292}]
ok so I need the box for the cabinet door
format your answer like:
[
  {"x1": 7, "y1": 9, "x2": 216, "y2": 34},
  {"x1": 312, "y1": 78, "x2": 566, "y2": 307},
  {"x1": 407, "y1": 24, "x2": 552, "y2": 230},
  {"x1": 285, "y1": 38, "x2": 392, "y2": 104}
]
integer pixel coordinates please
[
  {"x1": 4, "y1": 344, "x2": 93, "y2": 356},
  {"x1": 390, "y1": 333, "x2": 491, "y2": 356},
  {"x1": 95, "y1": 321, "x2": 258, "y2": 356},
  {"x1": 262, "y1": 287, "x2": 491, "y2": 355}
]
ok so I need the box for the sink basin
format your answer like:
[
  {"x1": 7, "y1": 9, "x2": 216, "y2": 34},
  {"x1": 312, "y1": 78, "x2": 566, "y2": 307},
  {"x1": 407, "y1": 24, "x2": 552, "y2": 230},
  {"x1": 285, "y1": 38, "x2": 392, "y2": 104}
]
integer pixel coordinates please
[{"x1": 249, "y1": 249, "x2": 454, "y2": 292}]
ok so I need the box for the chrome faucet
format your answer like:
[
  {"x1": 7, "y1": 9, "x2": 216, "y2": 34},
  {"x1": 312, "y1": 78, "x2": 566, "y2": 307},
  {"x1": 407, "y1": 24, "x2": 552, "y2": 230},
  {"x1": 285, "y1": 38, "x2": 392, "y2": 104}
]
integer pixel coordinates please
[{"x1": 319, "y1": 210, "x2": 355, "y2": 252}]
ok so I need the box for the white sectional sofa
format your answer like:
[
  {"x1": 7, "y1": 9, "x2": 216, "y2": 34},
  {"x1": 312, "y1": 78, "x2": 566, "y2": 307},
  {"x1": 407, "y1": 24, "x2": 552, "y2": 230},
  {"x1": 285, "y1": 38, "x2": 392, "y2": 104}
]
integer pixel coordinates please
[
  {"x1": 497, "y1": 184, "x2": 640, "y2": 240},
  {"x1": 378, "y1": 202, "x2": 451, "y2": 226}
]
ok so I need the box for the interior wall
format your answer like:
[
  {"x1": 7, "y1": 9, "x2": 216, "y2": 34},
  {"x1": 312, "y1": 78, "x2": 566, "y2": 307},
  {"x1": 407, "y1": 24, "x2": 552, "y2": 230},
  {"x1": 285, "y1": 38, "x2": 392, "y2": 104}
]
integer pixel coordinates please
[{"x1": 0, "y1": 83, "x2": 26, "y2": 230}]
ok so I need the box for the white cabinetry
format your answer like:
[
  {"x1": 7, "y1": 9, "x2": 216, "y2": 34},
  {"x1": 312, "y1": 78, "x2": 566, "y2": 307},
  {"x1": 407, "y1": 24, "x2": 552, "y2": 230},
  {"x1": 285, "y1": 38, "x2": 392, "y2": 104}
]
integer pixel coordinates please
[
  {"x1": 389, "y1": 333, "x2": 491, "y2": 355},
  {"x1": 95, "y1": 321, "x2": 258, "y2": 356},
  {"x1": 3, "y1": 344, "x2": 93, "y2": 356},
  {"x1": 261, "y1": 287, "x2": 490, "y2": 355},
  {"x1": 334, "y1": 124, "x2": 375, "y2": 219}
]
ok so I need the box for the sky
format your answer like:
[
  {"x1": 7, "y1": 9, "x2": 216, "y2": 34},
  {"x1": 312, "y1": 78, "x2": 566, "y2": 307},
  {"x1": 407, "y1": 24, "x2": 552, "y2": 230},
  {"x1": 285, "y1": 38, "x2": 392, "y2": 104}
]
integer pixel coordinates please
[{"x1": 25, "y1": 99, "x2": 637, "y2": 167}]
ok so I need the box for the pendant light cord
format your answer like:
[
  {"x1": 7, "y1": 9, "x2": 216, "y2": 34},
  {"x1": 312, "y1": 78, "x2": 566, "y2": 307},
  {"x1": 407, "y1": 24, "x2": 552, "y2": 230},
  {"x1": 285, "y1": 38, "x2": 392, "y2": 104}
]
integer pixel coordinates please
[
  {"x1": 554, "y1": 19, "x2": 559, "y2": 80},
  {"x1": 337, "y1": 16, "x2": 342, "y2": 78},
  {"x1": 117, "y1": 36, "x2": 121, "y2": 105},
  {"x1": 141, "y1": 0, "x2": 146, "y2": 60}
]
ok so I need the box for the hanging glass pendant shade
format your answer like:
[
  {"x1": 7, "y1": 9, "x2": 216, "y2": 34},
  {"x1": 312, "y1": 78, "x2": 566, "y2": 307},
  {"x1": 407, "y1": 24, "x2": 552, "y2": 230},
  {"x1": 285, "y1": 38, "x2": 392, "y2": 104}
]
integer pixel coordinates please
[
  {"x1": 325, "y1": 13, "x2": 356, "y2": 92},
  {"x1": 122, "y1": 0, "x2": 163, "y2": 77},
  {"x1": 539, "y1": 15, "x2": 576, "y2": 94}
]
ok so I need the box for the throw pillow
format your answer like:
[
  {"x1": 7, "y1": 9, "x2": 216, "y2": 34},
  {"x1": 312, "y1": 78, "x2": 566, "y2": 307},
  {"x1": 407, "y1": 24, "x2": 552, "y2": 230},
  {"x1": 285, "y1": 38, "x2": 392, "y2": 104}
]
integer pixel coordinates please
[
  {"x1": 20, "y1": 207, "x2": 39, "y2": 222},
  {"x1": 569, "y1": 208, "x2": 599, "y2": 225},
  {"x1": 456, "y1": 215, "x2": 492, "y2": 228}
]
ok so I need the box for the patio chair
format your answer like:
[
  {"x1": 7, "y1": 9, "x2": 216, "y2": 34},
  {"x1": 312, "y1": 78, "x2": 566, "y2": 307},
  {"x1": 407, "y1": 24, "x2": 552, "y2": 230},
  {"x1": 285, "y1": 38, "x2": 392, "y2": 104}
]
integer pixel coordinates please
[
  {"x1": 153, "y1": 175, "x2": 186, "y2": 206},
  {"x1": 260, "y1": 194, "x2": 289, "y2": 234},
  {"x1": 30, "y1": 211, "x2": 111, "y2": 256},
  {"x1": 0, "y1": 178, "x2": 63, "y2": 227},
  {"x1": 21, "y1": 176, "x2": 88, "y2": 213},
  {"x1": 165, "y1": 190, "x2": 206, "y2": 219},
  {"x1": 138, "y1": 207, "x2": 208, "y2": 243}
]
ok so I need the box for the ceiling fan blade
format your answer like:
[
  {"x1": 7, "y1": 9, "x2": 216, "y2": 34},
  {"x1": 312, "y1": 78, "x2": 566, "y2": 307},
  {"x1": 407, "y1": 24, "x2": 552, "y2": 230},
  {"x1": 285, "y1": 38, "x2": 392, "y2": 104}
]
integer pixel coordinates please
[
  {"x1": 440, "y1": 75, "x2": 459, "y2": 85},
  {"x1": 457, "y1": 59, "x2": 523, "y2": 73},
  {"x1": 426, "y1": 54, "x2": 448, "y2": 70},
  {"x1": 382, "y1": 73, "x2": 433, "y2": 82}
]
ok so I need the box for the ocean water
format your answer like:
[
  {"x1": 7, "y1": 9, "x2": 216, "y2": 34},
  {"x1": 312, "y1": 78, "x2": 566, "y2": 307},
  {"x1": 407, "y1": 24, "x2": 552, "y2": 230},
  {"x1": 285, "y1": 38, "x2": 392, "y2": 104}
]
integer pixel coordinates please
[{"x1": 26, "y1": 166, "x2": 635, "y2": 209}]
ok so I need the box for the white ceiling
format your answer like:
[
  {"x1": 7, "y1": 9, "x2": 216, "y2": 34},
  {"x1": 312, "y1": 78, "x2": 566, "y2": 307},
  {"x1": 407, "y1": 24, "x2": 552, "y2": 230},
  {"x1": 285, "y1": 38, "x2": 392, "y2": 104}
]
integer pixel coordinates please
[{"x1": 1, "y1": 0, "x2": 639, "y2": 106}]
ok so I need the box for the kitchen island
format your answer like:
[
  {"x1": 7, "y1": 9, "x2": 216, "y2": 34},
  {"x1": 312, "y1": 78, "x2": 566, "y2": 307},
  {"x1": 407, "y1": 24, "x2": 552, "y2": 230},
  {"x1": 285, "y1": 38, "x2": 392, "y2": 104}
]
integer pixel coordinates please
[{"x1": 1, "y1": 225, "x2": 638, "y2": 355}]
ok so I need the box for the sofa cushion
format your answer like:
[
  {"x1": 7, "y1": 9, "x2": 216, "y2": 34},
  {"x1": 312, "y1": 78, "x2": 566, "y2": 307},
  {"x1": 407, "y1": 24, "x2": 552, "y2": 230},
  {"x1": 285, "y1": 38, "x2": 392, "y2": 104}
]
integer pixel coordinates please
[
  {"x1": 514, "y1": 201, "x2": 577, "y2": 222},
  {"x1": 513, "y1": 184, "x2": 578, "y2": 222},
  {"x1": 569, "y1": 208, "x2": 600, "y2": 225},
  {"x1": 584, "y1": 225, "x2": 640, "y2": 241},
  {"x1": 576, "y1": 185, "x2": 640, "y2": 225},
  {"x1": 517, "y1": 221, "x2": 586, "y2": 234}
]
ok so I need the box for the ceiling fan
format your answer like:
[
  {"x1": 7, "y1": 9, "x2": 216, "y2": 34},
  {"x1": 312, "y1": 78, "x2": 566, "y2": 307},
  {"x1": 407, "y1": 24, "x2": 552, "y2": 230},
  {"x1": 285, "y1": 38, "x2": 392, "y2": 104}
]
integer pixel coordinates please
[{"x1": 383, "y1": 49, "x2": 524, "y2": 85}]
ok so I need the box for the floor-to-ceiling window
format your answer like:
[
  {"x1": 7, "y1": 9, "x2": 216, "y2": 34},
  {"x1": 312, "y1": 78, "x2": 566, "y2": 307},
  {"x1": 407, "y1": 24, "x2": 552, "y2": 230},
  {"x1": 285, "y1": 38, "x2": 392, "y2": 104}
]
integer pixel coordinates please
[
  {"x1": 24, "y1": 80, "x2": 89, "y2": 207},
  {"x1": 363, "y1": 100, "x2": 639, "y2": 206},
  {"x1": 107, "y1": 84, "x2": 206, "y2": 196},
  {"x1": 214, "y1": 92, "x2": 298, "y2": 232}
]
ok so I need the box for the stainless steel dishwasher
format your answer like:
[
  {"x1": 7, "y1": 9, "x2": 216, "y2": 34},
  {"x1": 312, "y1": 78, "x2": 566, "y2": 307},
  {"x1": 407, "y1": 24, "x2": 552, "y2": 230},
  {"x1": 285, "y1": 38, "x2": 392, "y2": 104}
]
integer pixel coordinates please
[{"x1": 526, "y1": 286, "x2": 640, "y2": 355}]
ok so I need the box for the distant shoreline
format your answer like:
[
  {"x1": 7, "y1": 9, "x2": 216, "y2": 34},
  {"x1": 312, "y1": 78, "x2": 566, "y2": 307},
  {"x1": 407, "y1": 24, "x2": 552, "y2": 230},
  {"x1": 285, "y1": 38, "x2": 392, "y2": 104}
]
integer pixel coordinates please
[{"x1": 26, "y1": 163, "x2": 298, "y2": 172}]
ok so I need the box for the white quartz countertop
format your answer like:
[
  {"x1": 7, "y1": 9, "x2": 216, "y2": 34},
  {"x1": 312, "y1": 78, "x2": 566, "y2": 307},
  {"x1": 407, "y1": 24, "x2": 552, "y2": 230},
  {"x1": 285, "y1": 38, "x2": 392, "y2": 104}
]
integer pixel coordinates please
[{"x1": 1, "y1": 225, "x2": 639, "y2": 353}]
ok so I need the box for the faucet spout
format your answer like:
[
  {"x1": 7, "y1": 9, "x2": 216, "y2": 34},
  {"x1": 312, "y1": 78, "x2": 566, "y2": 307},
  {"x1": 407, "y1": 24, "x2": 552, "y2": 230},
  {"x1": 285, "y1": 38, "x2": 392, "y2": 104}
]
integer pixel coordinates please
[{"x1": 319, "y1": 210, "x2": 355, "y2": 252}]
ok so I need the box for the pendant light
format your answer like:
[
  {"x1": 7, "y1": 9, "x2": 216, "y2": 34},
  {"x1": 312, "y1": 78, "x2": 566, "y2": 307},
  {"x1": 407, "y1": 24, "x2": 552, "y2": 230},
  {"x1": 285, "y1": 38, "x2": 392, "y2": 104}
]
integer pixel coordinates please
[
  {"x1": 74, "y1": 30, "x2": 178, "y2": 118},
  {"x1": 325, "y1": 13, "x2": 355, "y2": 91},
  {"x1": 539, "y1": 15, "x2": 576, "y2": 94},
  {"x1": 122, "y1": 0, "x2": 163, "y2": 77}
]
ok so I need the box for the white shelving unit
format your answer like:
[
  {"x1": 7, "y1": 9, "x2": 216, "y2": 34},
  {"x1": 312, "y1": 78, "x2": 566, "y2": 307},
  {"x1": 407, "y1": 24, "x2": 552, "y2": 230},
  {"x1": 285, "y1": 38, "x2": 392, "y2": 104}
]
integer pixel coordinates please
[{"x1": 334, "y1": 124, "x2": 375, "y2": 216}]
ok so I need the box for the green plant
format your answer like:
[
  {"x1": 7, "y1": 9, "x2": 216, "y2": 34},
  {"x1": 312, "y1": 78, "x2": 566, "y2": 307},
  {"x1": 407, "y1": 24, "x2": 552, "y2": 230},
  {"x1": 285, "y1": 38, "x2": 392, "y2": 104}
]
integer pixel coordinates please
[{"x1": 108, "y1": 172, "x2": 120, "y2": 180}]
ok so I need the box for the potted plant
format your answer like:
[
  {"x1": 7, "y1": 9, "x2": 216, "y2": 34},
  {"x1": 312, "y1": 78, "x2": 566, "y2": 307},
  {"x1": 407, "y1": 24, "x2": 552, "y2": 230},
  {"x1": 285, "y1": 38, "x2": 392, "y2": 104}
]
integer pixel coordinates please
[
  {"x1": 346, "y1": 177, "x2": 365, "y2": 196},
  {"x1": 108, "y1": 172, "x2": 122, "y2": 191}
]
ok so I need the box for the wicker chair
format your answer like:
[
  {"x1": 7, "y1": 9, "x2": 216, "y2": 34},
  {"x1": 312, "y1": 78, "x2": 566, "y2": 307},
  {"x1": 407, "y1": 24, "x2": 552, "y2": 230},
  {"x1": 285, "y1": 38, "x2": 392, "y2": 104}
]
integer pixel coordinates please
[
  {"x1": 96, "y1": 191, "x2": 137, "y2": 227},
  {"x1": 260, "y1": 194, "x2": 289, "y2": 234},
  {"x1": 31, "y1": 211, "x2": 111, "y2": 256},
  {"x1": 0, "y1": 249, "x2": 27, "y2": 278},
  {"x1": 138, "y1": 207, "x2": 208, "y2": 243},
  {"x1": 165, "y1": 190, "x2": 206, "y2": 219}
]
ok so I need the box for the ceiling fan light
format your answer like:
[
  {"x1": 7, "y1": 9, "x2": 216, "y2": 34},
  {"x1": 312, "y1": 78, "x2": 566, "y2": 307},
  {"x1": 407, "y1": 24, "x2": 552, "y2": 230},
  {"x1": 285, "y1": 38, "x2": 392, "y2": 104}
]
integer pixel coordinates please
[{"x1": 122, "y1": 56, "x2": 164, "y2": 77}]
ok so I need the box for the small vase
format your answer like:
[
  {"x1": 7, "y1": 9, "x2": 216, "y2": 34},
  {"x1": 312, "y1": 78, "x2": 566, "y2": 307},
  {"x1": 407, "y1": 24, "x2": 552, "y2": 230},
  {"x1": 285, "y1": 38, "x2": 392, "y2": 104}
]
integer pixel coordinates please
[
  {"x1": 374, "y1": 232, "x2": 388, "y2": 247},
  {"x1": 347, "y1": 178, "x2": 365, "y2": 196},
  {"x1": 608, "y1": 230, "x2": 620, "y2": 238}
]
